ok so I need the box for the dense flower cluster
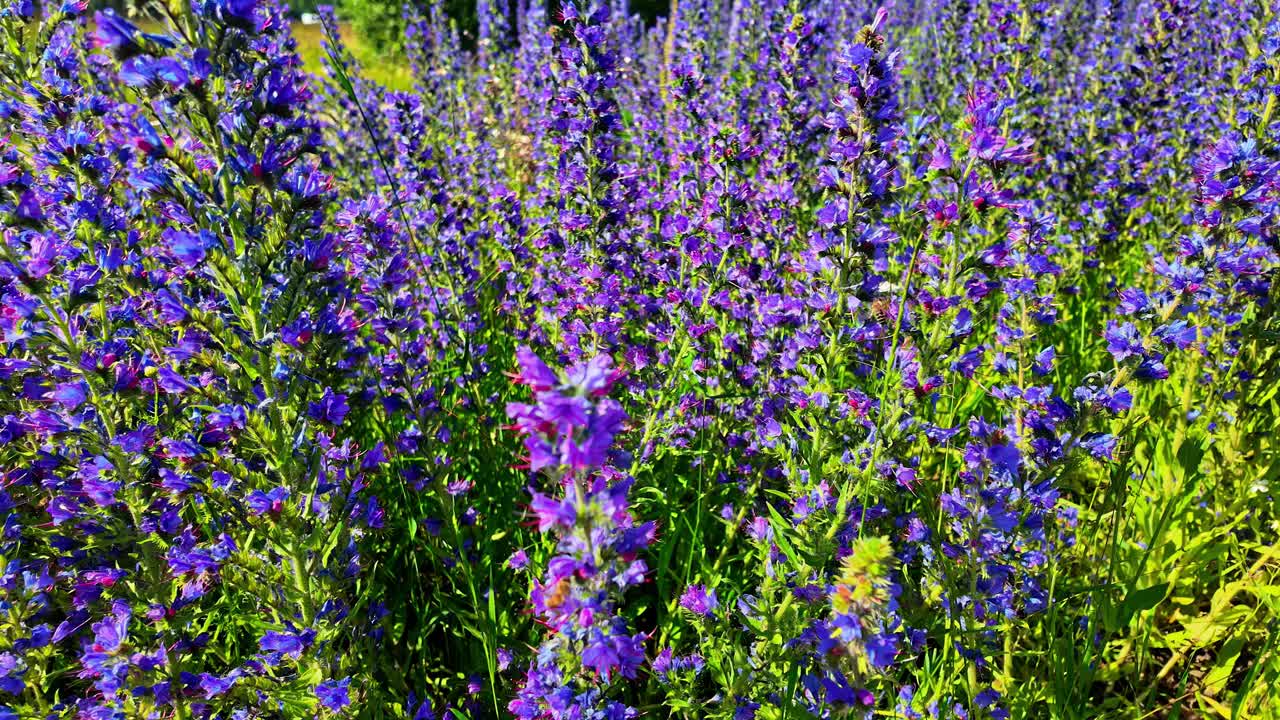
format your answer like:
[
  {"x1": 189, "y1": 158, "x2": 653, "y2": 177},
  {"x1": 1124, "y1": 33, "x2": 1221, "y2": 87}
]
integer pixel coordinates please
[
  {"x1": 1, "y1": 0, "x2": 1276, "y2": 718},
  {"x1": 506, "y1": 349, "x2": 652, "y2": 719}
]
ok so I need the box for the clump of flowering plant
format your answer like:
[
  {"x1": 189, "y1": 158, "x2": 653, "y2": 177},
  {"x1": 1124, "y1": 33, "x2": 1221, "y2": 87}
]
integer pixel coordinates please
[
  {"x1": 1, "y1": 0, "x2": 1278, "y2": 717},
  {"x1": 506, "y1": 347, "x2": 653, "y2": 719}
]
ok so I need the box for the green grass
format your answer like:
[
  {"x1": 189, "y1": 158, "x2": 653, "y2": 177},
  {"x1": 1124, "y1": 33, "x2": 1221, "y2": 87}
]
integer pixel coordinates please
[{"x1": 292, "y1": 21, "x2": 415, "y2": 91}]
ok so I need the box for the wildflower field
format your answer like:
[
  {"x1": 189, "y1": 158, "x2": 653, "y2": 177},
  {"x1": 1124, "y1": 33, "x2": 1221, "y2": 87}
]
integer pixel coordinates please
[{"x1": 1, "y1": 0, "x2": 1278, "y2": 718}]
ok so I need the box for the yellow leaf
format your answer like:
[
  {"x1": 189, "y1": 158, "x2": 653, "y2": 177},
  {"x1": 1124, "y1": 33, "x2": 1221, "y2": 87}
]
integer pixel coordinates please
[{"x1": 1198, "y1": 692, "x2": 1233, "y2": 719}]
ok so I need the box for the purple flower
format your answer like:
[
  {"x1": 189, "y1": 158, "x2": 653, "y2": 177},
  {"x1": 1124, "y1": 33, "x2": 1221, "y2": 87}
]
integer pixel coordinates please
[
  {"x1": 678, "y1": 584, "x2": 718, "y2": 617},
  {"x1": 0, "y1": 654, "x2": 24, "y2": 696},
  {"x1": 120, "y1": 56, "x2": 189, "y2": 89},
  {"x1": 986, "y1": 443, "x2": 1021, "y2": 481},
  {"x1": 975, "y1": 689, "x2": 1001, "y2": 708},
  {"x1": 199, "y1": 671, "x2": 239, "y2": 697},
  {"x1": 528, "y1": 491, "x2": 576, "y2": 531},
  {"x1": 865, "y1": 632, "x2": 899, "y2": 669},
  {"x1": 163, "y1": 228, "x2": 210, "y2": 267},
  {"x1": 92, "y1": 10, "x2": 143, "y2": 57},
  {"x1": 580, "y1": 629, "x2": 644, "y2": 682},
  {"x1": 246, "y1": 487, "x2": 290, "y2": 515},
  {"x1": 89, "y1": 601, "x2": 130, "y2": 654},
  {"x1": 260, "y1": 629, "x2": 312, "y2": 655},
  {"x1": 1081, "y1": 433, "x2": 1118, "y2": 460},
  {"x1": 309, "y1": 389, "x2": 350, "y2": 425},
  {"x1": 514, "y1": 346, "x2": 560, "y2": 391},
  {"x1": 316, "y1": 677, "x2": 352, "y2": 712},
  {"x1": 50, "y1": 381, "x2": 87, "y2": 410},
  {"x1": 565, "y1": 354, "x2": 623, "y2": 397},
  {"x1": 508, "y1": 549, "x2": 529, "y2": 570},
  {"x1": 1104, "y1": 321, "x2": 1146, "y2": 362},
  {"x1": 156, "y1": 366, "x2": 194, "y2": 394}
]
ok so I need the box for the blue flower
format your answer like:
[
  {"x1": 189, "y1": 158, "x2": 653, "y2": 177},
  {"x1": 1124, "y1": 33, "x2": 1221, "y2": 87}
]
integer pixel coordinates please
[
  {"x1": 92, "y1": 10, "x2": 143, "y2": 57},
  {"x1": 316, "y1": 677, "x2": 352, "y2": 712},
  {"x1": 163, "y1": 228, "x2": 212, "y2": 267},
  {"x1": 0, "y1": 654, "x2": 24, "y2": 696},
  {"x1": 309, "y1": 388, "x2": 350, "y2": 425},
  {"x1": 259, "y1": 629, "x2": 312, "y2": 655}
]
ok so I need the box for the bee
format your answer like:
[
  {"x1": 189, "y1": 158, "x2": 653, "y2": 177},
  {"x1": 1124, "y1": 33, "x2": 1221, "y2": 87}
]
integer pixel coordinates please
[{"x1": 544, "y1": 579, "x2": 572, "y2": 609}]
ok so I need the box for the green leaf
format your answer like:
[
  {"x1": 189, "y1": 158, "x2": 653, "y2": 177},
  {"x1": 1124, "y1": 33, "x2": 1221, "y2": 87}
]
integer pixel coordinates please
[
  {"x1": 1122, "y1": 582, "x2": 1169, "y2": 620},
  {"x1": 1204, "y1": 636, "x2": 1245, "y2": 695},
  {"x1": 765, "y1": 502, "x2": 801, "y2": 568}
]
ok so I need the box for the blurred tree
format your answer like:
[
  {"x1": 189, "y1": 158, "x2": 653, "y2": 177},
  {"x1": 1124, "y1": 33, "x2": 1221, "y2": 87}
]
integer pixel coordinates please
[
  {"x1": 339, "y1": 0, "x2": 478, "y2": 53},
  {"x1": 289, "y1": 0, "x2": 324, "y2": 15},
  {"x1": 628, "y1": 0, "x2": 665, "y2": 21}
]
